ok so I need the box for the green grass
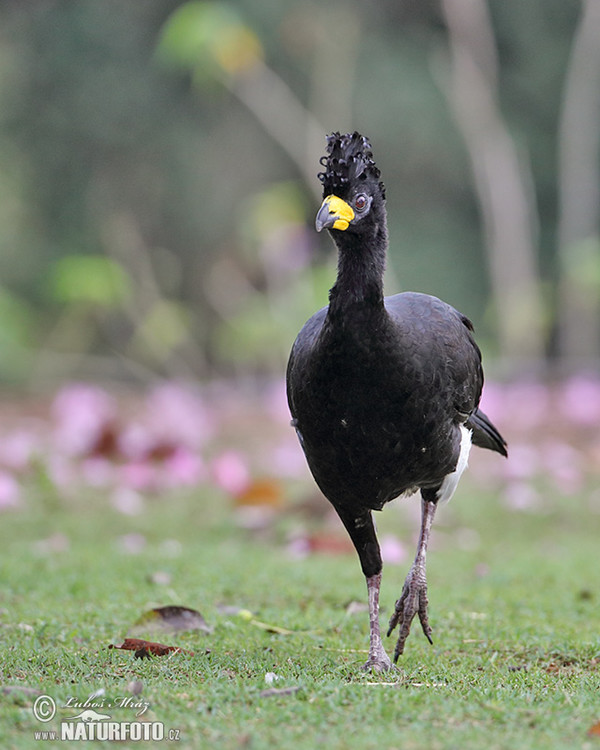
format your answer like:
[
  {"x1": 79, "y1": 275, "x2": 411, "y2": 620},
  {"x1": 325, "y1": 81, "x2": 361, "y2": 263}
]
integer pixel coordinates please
[{"x1": 1, "y1": 479, "x2": 599, "y2": 750}]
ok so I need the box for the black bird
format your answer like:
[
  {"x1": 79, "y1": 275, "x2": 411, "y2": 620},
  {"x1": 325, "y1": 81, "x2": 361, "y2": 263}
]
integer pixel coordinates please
[{"x1": 286, "y1": 132, "x2": 507, "y2": 671}]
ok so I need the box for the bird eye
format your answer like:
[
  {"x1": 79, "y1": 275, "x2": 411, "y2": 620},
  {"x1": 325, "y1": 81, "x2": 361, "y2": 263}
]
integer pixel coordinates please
[{"x1": 354, "y1": 194, "x2": 368, "y2": 211}]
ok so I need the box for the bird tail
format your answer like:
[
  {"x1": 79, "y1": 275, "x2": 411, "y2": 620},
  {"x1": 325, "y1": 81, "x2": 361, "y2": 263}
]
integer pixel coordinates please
[{"x1": 467, "y1": 408, "x2": 507, "y2": 457}]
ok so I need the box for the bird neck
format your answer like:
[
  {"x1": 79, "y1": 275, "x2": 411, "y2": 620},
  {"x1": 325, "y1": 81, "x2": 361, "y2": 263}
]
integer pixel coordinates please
[{"x1": 328, "y1": 221, "x2": 387, "y2": 316}]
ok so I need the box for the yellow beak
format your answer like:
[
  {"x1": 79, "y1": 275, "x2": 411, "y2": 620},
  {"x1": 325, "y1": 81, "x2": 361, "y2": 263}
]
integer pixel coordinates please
[{"x1": 315, "y1": 195, "x2": 355, "y2": 232}]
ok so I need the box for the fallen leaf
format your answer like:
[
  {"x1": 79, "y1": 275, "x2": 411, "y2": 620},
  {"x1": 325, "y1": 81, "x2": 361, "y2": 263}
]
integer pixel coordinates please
[
  {"x1": 109, "y1": 638, "x2": 194, "y2": 659},
  {"x1": 129, "y1": 605, "x2": 212, "y2": 635},
  {"x1": 234, "y1": 478, "x2": 284, "y2": 507},
  {"x1": 588, "y1": 721, "x2": 600, "y2": 737}
]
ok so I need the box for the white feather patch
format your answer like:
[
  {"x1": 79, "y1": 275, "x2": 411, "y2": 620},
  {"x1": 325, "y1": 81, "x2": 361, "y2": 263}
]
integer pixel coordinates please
[{"x1": 436, "y1": 424, "x2": 472, "y2": 504}]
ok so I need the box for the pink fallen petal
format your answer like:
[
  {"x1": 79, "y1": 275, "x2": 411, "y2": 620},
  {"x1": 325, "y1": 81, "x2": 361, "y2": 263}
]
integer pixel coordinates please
[
  {"x1": 120, "y1": 461, "x2": 159, "y2": 492},
  {"x1": 0, "y1": 427, "x2": 43, "y2": 471},
  {"x1": 146, "y1": 382, "x2": 215, "y2": 450},
  {"x1": 51, "y1": 384, "x2": 116, "y2": 456},
  {"x1": 380, "y1": 534, "x2": 407, "y2": 565},
  {"x1": 503, "y1": 381, "x2": 550, "y2": 431},
  {"x1": 559, "y1": 374, "x2": 600, "y2": 427},
  {"x1": 161, "y1": 446, "x2": 206, "y2": 488},
  {"x1": 0, "y1": 470, "x2": 20, "y2": 509},
  {"x1": 286, "y1": 534, "x2": 311, "y2": 559},
  {"x1": 262, "y1": 378, "x2": 293, "y2": 425},
  {"x1": 477, "y1": 382, "x2": 505, "y2": 426},
  {"x1": 211, "y1": 451, "x2": 250, "y2": 495},
  {"x1": 268, "y1": 440, "x2": 308, "y2": 479},
  {"x1": 118, "y1": 422, "x2": 155, "y2": 461}
]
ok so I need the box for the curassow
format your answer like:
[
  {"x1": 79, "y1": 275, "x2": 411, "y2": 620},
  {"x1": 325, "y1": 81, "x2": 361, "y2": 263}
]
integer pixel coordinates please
[{"x1": 286, "y1": 132, "x2": 507, "y2": 671}]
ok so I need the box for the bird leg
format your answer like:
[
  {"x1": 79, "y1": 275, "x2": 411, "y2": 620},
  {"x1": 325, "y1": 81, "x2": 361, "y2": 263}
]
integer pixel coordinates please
[
  {"x1": 387, "y1": 497, "x2": 437, "y2": 661},
  {"x1": 336, "y1": 508, "x2": 395, "y2": 671},
  {"x1": 363, "y1": 572, "x2": 393, "y2": 672}
]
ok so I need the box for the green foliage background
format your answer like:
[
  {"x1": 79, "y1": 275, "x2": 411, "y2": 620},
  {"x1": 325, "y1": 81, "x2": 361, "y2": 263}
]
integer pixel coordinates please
[{"x1": 0, "y1": 0, "x2": 589, "y2": 384}]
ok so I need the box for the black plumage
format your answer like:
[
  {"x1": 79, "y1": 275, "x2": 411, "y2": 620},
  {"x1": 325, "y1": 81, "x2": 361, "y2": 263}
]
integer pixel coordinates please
[{"x1": 286, "y1": 132, "x2": 507, "y2": 671}]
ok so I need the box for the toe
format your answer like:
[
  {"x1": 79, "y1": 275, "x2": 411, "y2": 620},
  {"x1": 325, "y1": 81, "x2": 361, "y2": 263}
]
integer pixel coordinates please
[{"x1": 363, "y1": 655, "x2": 393, "y2": 672}]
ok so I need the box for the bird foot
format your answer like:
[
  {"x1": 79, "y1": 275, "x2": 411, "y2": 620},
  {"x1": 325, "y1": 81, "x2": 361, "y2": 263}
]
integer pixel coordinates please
[
  {"x1": 387, "y1": 563, "x2": 433, "y2": 661},
  {"x1": 362, "y1": 646, "x2": 394, "y2": 673}
]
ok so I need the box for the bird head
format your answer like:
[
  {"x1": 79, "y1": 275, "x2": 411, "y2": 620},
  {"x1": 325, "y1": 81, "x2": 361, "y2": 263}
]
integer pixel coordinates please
[{"x1": 315, "y1": 131, "x2": 386, "y2": 234}]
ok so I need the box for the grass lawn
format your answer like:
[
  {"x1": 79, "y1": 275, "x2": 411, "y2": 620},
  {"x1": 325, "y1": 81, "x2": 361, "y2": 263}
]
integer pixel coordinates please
[{"x1": 1, "y1": 475, "x2": 599, "y2": 750}]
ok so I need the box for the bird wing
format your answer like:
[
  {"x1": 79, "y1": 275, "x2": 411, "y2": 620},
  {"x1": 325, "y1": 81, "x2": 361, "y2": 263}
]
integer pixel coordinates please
[
  {"x1": 286, "y1": 305, "x2": 328, "y2": 422},
  {"x1": 383, "y1": 291, "x2": 484, "y2": 420},
  {"x1": 384, "y1": 292, "x2": 507, "y2": 457}
]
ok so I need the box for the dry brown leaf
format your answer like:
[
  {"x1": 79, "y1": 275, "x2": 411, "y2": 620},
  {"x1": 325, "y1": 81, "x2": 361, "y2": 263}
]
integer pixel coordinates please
[
  {"x1": 234, "y1": 478, "x2": 284, "y2": 507},
  {"x1": 109, "y1": 638, "x2": 194, "y2": 659},
  {"x1": 129, "y1": 605, "x2": 212, "y2": 635},
  {"x1": 588, "y1": 721, "x2": 600, "y2": 737}
]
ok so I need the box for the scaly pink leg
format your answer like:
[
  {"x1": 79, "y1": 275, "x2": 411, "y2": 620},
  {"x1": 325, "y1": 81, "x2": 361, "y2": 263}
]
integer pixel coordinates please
[
  {"x1": 363, "y1": 572, "x2": 393, "y2": 672},
  {"x1": 387, "y1": 498, "x2": 437, "y2": 661}
]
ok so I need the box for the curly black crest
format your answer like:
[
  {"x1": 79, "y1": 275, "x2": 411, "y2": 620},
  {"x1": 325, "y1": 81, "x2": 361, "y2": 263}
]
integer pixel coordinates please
[{"x1": 317, "y1": 131, "x2": 386, "y2": 201}]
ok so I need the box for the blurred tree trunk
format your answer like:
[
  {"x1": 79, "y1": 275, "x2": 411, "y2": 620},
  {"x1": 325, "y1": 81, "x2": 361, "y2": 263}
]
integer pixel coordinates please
[
  {"x1": 557, "y1": 0, "x2": 600, "y2": 365},
  {"x1": 440, "y1": 0, "x2": 545, "y2": 369}
]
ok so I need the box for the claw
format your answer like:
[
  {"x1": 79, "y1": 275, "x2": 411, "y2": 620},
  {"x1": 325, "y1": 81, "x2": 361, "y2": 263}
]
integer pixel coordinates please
[
  {"x1": 388, "y1": 566, "x2": 433, "y2": 660},
  {"x1": 386, "y1": 591, "x2": 404, "y2": 637},
  {"x1": 419, "y1": 594, "x2": 433, "y2": 645}
]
